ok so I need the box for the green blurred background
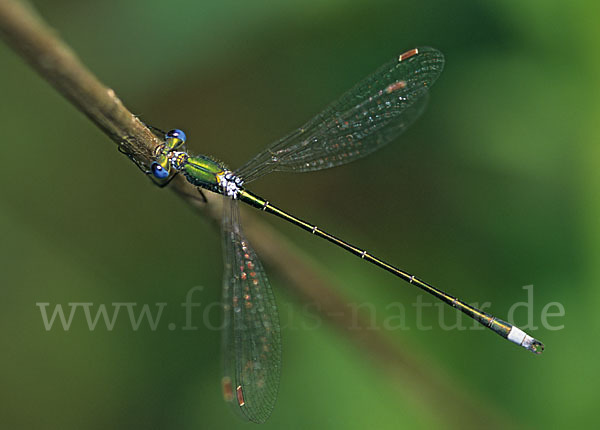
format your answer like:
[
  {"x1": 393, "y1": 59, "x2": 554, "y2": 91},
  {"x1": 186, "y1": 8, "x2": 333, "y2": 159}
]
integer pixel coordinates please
[{"x1": 0, "y1": 0, "x2": 596, "y2": 428}]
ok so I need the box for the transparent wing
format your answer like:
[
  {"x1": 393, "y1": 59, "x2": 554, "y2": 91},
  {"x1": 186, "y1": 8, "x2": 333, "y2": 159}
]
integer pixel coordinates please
[
  {"x1": 221, "y1": 198, "x2": 281, "y2": 424},
  {"x1": 235, "y1": 47, "x2": 444, "y2": 183}
]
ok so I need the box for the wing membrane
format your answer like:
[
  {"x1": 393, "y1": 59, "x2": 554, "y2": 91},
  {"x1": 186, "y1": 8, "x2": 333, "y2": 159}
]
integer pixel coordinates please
[
  {"x1": 221, "y1": 199, "x2": 281, "y2": 423},
  {"x1": 235, "y1": 47, "x2": 444, "y2": 183}
]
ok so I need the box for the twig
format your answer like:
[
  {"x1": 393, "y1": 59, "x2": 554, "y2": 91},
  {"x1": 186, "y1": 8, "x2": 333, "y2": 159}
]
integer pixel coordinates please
[
  {"x1": 0, "y1": 0, "x2": 164, "y2": 163},
  {"x1": 0, "y1": 0, "x2": 512, "y2": 427}
]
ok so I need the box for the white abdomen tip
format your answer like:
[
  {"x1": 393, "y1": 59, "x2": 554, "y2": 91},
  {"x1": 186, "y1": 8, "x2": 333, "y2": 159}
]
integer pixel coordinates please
[{"x1": 508, "y1": 326, "x2": 544, "y2": 354}]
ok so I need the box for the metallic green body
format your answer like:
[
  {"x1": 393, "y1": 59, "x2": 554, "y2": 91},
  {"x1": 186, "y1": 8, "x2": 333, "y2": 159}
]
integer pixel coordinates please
[{"x1": 182, "y1": 155, "x2": 224, "y2": 191}]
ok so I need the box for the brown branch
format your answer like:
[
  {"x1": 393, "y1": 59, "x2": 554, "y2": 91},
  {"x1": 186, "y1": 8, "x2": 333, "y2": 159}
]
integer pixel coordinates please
[
  {"x1": 0, "y1": 0, "x2": 163, "y2": 161},
  {"x1": 0, "y1": 1, "x2": 512, "y2": 427}
]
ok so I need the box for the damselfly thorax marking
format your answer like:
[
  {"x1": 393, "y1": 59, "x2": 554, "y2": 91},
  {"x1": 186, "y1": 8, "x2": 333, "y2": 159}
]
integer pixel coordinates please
[
  {"x1": 170, "y1": 151, "x2": 188, "y2": 170},
  {"x1": 217, "y1": 171, "x2": 244, "y2": 198}
]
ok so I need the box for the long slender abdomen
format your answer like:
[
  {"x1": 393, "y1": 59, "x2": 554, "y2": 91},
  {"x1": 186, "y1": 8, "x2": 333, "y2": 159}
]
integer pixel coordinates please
[{"x1": 237, "y1": 188, "x2": 544, "y2": 354}]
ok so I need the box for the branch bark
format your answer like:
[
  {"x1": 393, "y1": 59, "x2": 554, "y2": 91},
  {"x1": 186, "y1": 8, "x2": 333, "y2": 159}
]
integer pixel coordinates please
[{"x1": 0, "y1": 0, "x2": 511, "y2": 427}]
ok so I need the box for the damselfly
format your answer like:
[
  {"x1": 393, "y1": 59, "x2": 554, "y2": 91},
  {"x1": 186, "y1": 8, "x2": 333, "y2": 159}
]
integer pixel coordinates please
[{"x1": 133, "y1": 47, "x2": 544, "y2": 423}]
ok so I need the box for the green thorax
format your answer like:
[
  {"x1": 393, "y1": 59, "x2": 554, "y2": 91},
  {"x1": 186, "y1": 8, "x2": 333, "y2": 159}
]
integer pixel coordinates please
[{"x1": 181, "y1": 154, "x2": 225, "y2": 192}]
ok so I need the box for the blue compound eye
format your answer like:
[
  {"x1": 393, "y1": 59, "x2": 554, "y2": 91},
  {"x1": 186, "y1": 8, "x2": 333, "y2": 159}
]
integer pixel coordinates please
[
  {"x1": 166, "y1": 129, "x2": 186, "y2": 143},
  {"x1": 151, "y1": 162, "x2": 169, "y2": 179}
]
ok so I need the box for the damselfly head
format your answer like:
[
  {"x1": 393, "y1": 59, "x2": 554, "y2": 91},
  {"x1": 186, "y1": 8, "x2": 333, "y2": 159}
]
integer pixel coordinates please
[
  {"x1": 165, "y1": 128, "x2": 187, "y2": 151},
  {"x1": 151, "y1": 161, "x2": 169, "y2": 179}
]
